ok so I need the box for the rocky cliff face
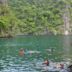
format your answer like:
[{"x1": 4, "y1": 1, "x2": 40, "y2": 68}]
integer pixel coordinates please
[{"x1": 0, "y1": 0, "x2": 7, "y2": 4}]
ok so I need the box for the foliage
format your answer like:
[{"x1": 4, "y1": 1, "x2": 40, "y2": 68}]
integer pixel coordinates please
[{"x1": 0, "y1": 0, "x2": 72, "y2": 36}]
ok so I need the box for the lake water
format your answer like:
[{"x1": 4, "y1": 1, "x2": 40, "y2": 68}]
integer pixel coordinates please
[{"x1": 0, "y1": 35, "x2": 72, "y2": 72}]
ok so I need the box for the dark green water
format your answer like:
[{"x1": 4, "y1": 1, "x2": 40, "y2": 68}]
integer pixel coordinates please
[{"x1": 0, "y1": 35, "x2": 72, "y2": 72}]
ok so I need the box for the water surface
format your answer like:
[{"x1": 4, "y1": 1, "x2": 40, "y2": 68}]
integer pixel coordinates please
[{"x1": 0, "y1": 35, "x2": 72, "y2": 72}]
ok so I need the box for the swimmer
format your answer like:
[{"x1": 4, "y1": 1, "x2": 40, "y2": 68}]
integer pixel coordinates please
[
  {"x1": 68, "y1": 64, "x2": 72, "y2": 72},
  {"x1": 43, "y1": 60, "x2": 49, "y2": 66},
  {"x1": 60, "y1": 64, "x2": 64, "y2": 69},
  {"x1": 19, "y1": 48, "x2": 24, "y2": 56}
]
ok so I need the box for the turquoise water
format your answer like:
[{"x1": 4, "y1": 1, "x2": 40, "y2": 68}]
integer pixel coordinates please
[{"x1": 0, "y1": 35, "x2": 72, "y2": 72}]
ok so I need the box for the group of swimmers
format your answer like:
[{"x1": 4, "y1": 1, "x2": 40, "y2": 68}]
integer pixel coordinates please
[
  {"x1": 19, "y1": 48, "x2": 72, "y2": 72},
  {"x1": 43, "y1": 60, "x2": 64, "y2": 69},
  {"x1": 19, "y1": 48, "x2": 63, "y2": 67}
]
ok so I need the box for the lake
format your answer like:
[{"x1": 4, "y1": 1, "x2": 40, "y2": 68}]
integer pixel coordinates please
[{"x1": 0, "y1": 35, "x2": 72, "y2": 72}]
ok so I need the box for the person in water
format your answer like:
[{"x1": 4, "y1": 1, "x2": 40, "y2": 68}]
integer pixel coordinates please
[
  {"x1": 60, "y1": 64, "x2": 64, "y2": 69},
  {"x1": 68, "y1": 64, "x2": 72, "y2": 72},
  {"x1": 43, "y1": 60, "x2": 49, "y2": 66},
  {"x1": 19, "y1": 48, "x2": 24, "y2": 56}
]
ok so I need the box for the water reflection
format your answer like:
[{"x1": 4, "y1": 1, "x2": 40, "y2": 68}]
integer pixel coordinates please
[{"x1": 63, "y1": 35, "x2": 72, "y2": 62}]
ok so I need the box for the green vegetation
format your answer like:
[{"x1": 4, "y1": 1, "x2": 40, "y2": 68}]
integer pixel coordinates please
[{"x1": 0, "y1": 0, "x2": 72, "y2": 37}]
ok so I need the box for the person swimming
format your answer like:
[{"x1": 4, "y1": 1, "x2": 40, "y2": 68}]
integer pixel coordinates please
[
  {"x1": 67, "y1": 64, "x2": 72, "y2": 72},
  {"x1": 43, "y1": 60, "x2": 49, "y2": 66},
  {"x1": 19, "y1": 48, "x2": 24, "y2": 56}
]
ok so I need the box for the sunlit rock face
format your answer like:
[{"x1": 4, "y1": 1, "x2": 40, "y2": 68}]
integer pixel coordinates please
[{"x1": 65, "y1": 30, "x2": 69, "y2": 35}]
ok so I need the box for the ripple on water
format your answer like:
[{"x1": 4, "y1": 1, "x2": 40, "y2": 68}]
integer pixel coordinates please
[{"x1": 0, "y1": 48, "x2": 69, "y2": 72}]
